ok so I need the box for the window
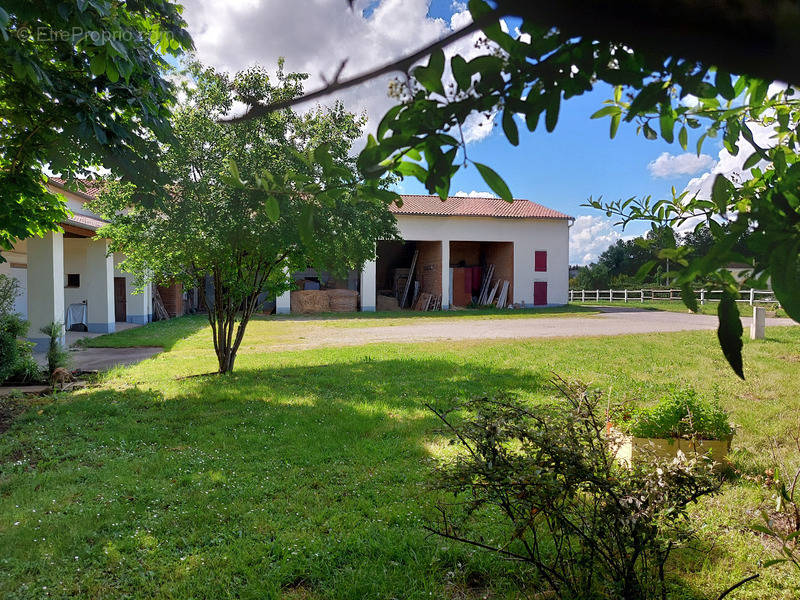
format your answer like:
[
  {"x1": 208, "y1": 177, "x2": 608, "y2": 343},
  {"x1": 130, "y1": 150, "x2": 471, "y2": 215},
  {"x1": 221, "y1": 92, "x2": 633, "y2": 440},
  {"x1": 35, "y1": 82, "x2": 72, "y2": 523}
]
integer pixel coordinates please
[
  {"x1": 66, "y1": 273, "x2": 80, "y2": 288},
  {"x1": 534, "y1": 250, "x2": 547, "y2": 272}
]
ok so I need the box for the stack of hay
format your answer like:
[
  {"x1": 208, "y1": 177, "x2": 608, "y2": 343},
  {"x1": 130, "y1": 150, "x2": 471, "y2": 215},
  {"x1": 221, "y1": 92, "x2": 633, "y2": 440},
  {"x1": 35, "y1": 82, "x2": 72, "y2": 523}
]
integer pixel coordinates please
[
  {"x1": 327, "y1": 289, "x2": 358, "y2": 312},
  {"x1": 290, "y1": 290, "x2": 329, "y2": 314}
]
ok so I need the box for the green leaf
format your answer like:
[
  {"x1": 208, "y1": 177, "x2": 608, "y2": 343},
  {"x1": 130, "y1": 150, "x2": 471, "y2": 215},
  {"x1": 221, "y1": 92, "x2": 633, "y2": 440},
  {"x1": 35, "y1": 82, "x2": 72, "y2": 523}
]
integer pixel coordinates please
[
  {"x1": 715, "y1": 69, "x2": 735, "y2": 101},
  {"x1": 763, "y1": 559, "x2": 788, "y2": 568},
  {"x1": 769, "y1": 240, "x2": 800, "y2": 322},
  {"x1": 711, "y1": 174, "x2": 732, "y2": 212},
  {"x1": 396, "y1": 161, "x2": 428, "y2": 182},
  {"x1": 590, "y1": 106, "x2": 619, "y2": 119},
  {"x1": 451, "y1": 55, "x2": 470, "y2": 90},
  {"x1": 659, "y1": 110, "x2": 674, "y2": 143},
  {"x1": 610, "y1": 113, "x2": 620, "y2": 139},
  {"x1": 412, "y1": 48, "x2": 445, "y2": 96},
  {"x1": 680, "y1": 283, "x2": 698, "y2": 312},
  {"x1": 643, "y1": 122, "x2": 657, "y2": 140},
  {"x1": 264, "y1": 196, "x2": 279, "y2": 222},
  {"x1": 502, "y1": 109, "x2": 519, "y2": 146},
  {"x1": 717, "y1": 291, "x2": 744, "y2": 379},
  {"x1": 90, "y1": 53, "x2": 106, "y2": 76},
  {"x1": 299, "y1": 204, "x2": 314, "y2": 246},
  {"x1": 544, "y1": 92, "x2": 560, "y2": 133},
  {"x1": 678, "y1": 125, "x2": 688, "y2": 150},
  {"x1": 106, "y1": 61, "x2": 119, "y2": 83},
  {"x1": 742, "y1": 152, "x2": 761, "y2": 170},
  {"x1": 474, "y1": 162, "x2": 512, "y2": 202}
]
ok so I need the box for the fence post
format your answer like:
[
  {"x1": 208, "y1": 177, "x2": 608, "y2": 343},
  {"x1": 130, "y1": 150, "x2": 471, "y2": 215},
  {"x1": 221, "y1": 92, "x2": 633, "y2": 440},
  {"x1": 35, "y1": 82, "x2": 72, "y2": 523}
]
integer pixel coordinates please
[
  {"x1": 749, "y1": 288, "x2": 755, "y2": 306},
  {"x1": 596, "y1": 289, "x2": 600, "y2": 301},
  {"x1": 640, "y1": 290, "x2": 644, "y2": 303},
  {"x1": 700, "y1": 290, "x2": 705, "y2": 305},
  {"x1": 582, "y1": 290, "x2": 585, "y2": 302},
  {"x1": 624, "y1": 289, "x2": 628, "y2": 303}
]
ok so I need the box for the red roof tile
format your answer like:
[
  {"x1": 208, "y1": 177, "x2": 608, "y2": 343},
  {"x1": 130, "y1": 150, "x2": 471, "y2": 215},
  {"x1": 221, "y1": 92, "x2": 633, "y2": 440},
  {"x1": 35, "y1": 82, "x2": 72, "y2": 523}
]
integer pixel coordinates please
[
  {"x1": 391, "y1": 195, "x2": 572, "y2": 220},
  {"x1": 66, "y1": 213, "x2": 107, "y2": 231},
  {"x1": 47, "y1": 177, "x2": 105, "y2": 200}
]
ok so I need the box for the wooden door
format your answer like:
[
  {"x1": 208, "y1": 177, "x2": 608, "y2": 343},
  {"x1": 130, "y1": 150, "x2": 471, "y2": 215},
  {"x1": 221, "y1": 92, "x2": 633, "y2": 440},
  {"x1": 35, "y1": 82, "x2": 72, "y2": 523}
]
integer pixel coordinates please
[
  {"x1": 533, "y1": 281, "x2": 547, "y2": 306},
  {"x1": 114, "y1": 277, "x2": 127, "y2": 322}
]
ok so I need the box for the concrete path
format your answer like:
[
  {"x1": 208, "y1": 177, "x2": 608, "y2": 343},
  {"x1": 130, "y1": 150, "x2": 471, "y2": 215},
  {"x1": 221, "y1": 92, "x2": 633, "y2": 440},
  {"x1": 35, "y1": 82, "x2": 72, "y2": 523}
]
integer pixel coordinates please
[
  {"x1": 265, "y1": 306, "x2": 797, "y2": 351},
  {"x1": 34, "y1": 346, "x2": 162, "y2": 372}
]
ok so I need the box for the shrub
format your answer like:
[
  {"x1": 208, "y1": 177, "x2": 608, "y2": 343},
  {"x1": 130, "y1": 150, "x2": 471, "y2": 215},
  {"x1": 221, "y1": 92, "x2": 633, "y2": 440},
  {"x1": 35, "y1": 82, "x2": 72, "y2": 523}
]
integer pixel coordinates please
[
  {"x1": 39, "y1": 321, "x2": 70, "y2": 374},
  {"x1": 0, "y1": 273, "x2": 21, "y2": 316},
  {"x1": 427, "y1": 378, "x2": 721, "y2": 600},
  {"x1": 0, "y1": 314, "x2": 31, "y2": 383},
  {"x1": 614, "y1": 387, "x2": 734, "y2": 441},
  {"x1": 9, "y1": 354, "x2": 42, "y2": 384}
]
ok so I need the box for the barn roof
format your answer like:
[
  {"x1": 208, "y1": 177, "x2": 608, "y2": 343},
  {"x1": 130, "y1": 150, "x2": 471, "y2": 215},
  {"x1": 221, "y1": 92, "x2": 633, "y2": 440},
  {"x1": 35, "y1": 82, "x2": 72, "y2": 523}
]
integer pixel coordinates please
[{"x1": 391, "y1": 195, "x2": 572, "y2": 220}]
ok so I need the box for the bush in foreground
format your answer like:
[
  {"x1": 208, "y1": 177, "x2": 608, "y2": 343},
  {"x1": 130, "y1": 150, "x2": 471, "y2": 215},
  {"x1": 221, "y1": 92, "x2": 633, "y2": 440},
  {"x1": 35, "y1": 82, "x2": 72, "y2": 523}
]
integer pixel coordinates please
[{"x1": 427, "y1": 378, "x2": 722, "y2": 600}]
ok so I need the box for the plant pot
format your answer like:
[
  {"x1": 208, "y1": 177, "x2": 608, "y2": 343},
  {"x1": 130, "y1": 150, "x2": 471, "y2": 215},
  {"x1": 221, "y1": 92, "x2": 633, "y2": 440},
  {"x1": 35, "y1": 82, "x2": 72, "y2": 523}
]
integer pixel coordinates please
[{"x1": 607, "y1": 426, "x2": 731, "y2": 472}]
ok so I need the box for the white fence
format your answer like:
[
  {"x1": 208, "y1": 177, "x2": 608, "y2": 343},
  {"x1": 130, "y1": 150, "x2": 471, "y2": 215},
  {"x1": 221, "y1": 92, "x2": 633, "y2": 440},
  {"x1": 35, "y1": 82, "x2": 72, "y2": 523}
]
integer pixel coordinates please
[{"x1": 569, "y1": 288, "x2": 778, "y2": 306}]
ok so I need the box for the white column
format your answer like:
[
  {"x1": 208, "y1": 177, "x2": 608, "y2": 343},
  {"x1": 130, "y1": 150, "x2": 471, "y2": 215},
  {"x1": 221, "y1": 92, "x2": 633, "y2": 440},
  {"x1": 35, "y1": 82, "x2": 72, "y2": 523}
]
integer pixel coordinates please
[
  {"x1": 441, "y1": 240, "x2": 450, "y2": 310},
  {"x1": 276, "y1": 290, "x2": 291, "y2": 314},
  {"x1": 86, "y1": 238, "x2": 115, "y2": 333},
  {"x1": 26, "y1": 232, "x2": 65, "y2": 350},
  {"x1": 750, "y1": 306, "x2": 766, "y2": 340},
  {"x1": 360, "y1": 258, "x2": 376, "y2": 312},
  {"x1": 126, "y1": 279, "x2": 151, "y2": 324}
]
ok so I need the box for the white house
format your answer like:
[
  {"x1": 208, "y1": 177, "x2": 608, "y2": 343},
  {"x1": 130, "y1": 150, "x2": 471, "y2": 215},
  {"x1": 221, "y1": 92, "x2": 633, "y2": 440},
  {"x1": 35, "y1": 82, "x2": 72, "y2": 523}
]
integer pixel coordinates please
[
  {"x1": 276, "y1": 194, "x2": 573, "y2": 313},
  {"x1": 0, "y1": 178, "x2": 152, "y2": 349}
]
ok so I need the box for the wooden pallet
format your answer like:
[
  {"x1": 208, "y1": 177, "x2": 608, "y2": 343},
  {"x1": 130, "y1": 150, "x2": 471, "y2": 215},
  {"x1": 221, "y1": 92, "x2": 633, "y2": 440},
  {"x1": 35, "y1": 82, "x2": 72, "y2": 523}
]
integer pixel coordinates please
[
  {"x1": 153, "y1": 287, "x2": 171, "y2": 321},
  {"x1": 400, "y1": 250, "x2": 419, "y2": 308}
]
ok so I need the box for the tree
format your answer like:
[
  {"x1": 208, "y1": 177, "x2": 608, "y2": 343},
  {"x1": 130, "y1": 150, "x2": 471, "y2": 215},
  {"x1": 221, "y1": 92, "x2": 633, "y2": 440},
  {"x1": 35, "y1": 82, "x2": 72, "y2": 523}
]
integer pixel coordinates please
[
  {"x1": 92, "y1": 62, "x2": 398, "y2": 373},
  {"x1": 0, "y1": 0, "x2": 193, "y2": 258}
]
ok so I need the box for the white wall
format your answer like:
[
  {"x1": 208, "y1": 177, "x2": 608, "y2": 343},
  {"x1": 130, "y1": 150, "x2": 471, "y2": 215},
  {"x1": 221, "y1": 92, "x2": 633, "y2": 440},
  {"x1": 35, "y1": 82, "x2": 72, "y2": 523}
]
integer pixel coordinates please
[
  {"x1": 63, "y1": 238, "x2": 88, "y2": 308},
  {"x1": 393, "y1": 215, "x2": 570, "y2": 306}
]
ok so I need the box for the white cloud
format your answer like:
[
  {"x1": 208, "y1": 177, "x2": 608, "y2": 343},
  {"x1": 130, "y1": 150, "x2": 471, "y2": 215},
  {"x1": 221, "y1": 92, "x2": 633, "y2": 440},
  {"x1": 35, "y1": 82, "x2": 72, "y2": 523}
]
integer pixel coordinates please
[
  {"x1": 683, "y1": 121, "x2": 776, "y2": 199},
  {"x1": 569, "y1": 215, "x2": 627, "y2": 265},
  {"x1": 647, "y1": 152, "x2": 715, "y2": 178},
  {"x1": 454, "y1": 190, "x2": 496, "y2": 197},
  {"x1": 182, "y1": 0, "x2": 496, "y2": 146}
]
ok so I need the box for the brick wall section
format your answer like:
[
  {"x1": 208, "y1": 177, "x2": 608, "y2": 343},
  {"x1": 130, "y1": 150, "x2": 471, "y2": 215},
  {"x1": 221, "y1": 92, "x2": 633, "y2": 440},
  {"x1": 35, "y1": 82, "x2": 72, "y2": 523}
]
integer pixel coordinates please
[
  {"x1": 415, "y1": 241, "x2": 442, "y2": 296},
  {"x1": 449, "y1": 241, "x2": 480, "y2": 266},
  {"x1": 157, "y1": 282, "x2": 183, "y2": 317},
  {"x1": 484, "y1": 242, "x2": 514, "y2": 301}
]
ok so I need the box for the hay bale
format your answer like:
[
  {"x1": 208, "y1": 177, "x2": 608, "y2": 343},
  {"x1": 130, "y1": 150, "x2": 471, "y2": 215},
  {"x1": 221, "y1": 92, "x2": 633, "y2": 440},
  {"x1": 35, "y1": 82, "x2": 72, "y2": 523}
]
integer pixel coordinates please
[
  {"x1": 376, "y1": 294, "x2": 400, "y2": 311},
  {"x1": 327, "y1": 289, "x2": 358, "y2": 312},
  {"x1": 291, "y1": 290, "x2": 329, "y2": 314}
]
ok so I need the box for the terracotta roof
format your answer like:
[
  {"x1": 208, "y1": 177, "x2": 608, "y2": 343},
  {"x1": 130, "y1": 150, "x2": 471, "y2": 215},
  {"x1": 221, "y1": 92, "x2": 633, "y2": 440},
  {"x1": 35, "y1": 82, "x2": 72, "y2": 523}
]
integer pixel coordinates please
[
  {"x1": 391, "y1": 195, "x2": 572, "y2": 220},
  {"x1": 47, "y1": 177, "x2": 105, "y2": 200},
  {"x1": 65, "y1": 213, "x2": 107, "y2": 231}
]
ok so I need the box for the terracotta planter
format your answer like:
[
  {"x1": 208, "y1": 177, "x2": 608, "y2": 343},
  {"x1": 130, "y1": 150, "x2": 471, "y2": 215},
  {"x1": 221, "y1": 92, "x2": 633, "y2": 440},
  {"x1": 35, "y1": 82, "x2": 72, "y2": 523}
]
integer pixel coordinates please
[{"x1": 607, "y1": 426, "x2": 731, "y2": 472}]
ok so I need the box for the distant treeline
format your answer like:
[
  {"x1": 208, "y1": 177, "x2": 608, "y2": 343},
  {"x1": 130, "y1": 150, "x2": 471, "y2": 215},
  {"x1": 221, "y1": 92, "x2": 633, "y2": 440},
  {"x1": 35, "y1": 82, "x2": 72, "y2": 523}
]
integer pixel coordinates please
[{"x1": 570, "y1": 224, "x2": 749, "y2": 290}]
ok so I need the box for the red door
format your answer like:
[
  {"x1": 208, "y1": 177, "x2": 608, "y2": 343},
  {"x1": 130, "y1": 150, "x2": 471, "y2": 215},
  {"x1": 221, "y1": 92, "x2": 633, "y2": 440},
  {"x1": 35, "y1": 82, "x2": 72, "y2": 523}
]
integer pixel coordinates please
[
  {"x1": 114, "y1": 277, "x2": 127, "y2": 322},
  {"x1": 533, "y1": 281, "x2": 547, "y2": 306}
]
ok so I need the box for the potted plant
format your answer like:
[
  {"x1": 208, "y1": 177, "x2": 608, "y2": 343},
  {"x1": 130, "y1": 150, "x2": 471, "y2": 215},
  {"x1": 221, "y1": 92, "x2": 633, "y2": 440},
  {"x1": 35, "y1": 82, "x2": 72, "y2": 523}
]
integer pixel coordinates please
[{"x1": 608, "y1": 388, "x2": 734, "y2": 471}]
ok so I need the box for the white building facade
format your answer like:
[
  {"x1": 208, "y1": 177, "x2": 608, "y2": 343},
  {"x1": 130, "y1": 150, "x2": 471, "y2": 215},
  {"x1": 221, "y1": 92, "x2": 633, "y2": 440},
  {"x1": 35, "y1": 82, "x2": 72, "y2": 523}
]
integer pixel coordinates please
[
  {"x1": 277, "y1": 195, "x2": 572, "y2": 313},
  {"x1": 0, "y1": 179, "x2": 152, "y2": 349}
]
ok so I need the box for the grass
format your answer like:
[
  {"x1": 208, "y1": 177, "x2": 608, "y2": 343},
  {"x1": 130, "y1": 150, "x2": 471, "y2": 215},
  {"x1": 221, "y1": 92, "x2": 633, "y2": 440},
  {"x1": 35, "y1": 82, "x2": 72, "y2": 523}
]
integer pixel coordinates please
[
  {"x1": 574, "y1": 299, "x2": 789, "y2": 318},
  {"x1": 2, "y1": 319, "x2": 800, "y2": 598}
]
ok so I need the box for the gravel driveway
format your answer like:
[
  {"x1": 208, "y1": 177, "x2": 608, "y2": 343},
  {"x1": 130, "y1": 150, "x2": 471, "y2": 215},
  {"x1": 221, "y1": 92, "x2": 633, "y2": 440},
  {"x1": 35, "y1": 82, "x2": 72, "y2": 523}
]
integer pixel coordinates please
[{"x1": 269, "y1": 306, "x2": 797, "y2": 351}]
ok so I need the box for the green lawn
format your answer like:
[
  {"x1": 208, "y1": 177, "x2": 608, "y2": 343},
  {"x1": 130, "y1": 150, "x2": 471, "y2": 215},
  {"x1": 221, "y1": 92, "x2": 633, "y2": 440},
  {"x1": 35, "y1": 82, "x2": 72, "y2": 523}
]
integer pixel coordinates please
[{"x1": 2, "y1": 320, "x2": 800, "y2": 598}]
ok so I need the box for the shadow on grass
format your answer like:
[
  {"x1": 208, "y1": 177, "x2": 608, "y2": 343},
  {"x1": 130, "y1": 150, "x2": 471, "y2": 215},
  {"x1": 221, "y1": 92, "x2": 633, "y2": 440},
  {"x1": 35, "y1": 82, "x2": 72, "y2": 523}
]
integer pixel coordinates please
[
  {"x1": 81, "y1": 315, "x2": 209, "y2": 351},
  {"x1": 0, "y1": 357, "x2": 550, "y2": 597}
]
